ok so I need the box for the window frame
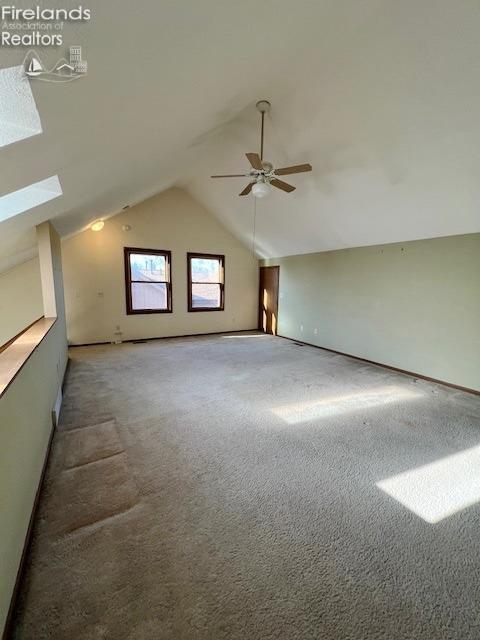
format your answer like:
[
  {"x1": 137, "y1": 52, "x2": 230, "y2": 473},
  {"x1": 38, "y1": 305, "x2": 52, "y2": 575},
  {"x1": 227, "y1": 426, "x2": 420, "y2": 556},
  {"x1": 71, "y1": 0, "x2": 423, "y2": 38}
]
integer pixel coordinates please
[
  {"x1": 187, "y1": 252, "x2": 225, "y2": 312},
  {"x1": 124, "y1": 247, "x2": 172, "y2": 315}
]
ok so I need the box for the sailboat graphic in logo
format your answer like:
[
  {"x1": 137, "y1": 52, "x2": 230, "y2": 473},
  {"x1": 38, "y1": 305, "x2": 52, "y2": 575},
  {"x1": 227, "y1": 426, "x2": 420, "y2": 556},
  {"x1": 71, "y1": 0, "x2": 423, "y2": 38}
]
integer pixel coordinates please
[
  {"x1": 22, "y1": 47, "x2": 87, "y2": 83},
  {"x1": 26, "y1": 55, "x2": 44, "y2": 77}
]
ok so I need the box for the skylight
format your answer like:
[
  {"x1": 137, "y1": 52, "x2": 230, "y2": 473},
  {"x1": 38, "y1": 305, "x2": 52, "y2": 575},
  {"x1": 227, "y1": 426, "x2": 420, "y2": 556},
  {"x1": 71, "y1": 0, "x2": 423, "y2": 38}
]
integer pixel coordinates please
[
  {"x1": 0, "y1": 176, "x2": 63, "y2": 222},
  {"x1": 0, "y1": 65, "x2": 42, "y2": 148}
]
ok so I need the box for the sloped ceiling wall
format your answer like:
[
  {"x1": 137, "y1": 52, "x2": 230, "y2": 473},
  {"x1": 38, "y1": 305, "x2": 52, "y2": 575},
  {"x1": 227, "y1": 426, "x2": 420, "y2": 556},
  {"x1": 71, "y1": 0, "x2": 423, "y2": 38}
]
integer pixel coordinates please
[{"x1": 0, "y1": 0, "x2": 479, "y2": 272}]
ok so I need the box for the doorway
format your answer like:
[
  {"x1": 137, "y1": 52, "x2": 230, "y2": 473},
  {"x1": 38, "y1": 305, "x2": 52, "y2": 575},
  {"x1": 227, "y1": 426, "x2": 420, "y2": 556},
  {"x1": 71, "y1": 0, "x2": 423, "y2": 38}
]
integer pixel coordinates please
[{"x1": 259, "y1": 266, "x2": 279, "y2": 335}]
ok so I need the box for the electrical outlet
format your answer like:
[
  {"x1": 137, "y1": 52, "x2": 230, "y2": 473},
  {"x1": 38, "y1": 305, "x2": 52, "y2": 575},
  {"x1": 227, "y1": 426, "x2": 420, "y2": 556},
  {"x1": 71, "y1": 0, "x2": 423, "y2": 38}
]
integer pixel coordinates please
[
  {"x1": 300, "y1": 324, "x2": 304, "y2": 332},
  {"x1": 314, "y1": 328, "x2": 318, "y2": 335}
]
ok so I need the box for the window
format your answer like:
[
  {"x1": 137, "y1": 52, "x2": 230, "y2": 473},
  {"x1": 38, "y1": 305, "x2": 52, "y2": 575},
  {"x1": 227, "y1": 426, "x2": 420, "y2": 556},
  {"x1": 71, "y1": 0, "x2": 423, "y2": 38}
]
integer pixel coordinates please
[
  {"x1": 124, "y1": 247, "x2": 172, "y2": 314},
  {"x1": 187, "y1": 253, "x2": 225, "y2": 311}
]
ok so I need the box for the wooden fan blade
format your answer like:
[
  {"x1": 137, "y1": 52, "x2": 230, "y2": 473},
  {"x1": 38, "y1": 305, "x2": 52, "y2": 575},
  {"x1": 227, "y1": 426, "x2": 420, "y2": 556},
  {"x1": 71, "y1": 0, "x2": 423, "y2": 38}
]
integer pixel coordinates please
[
  {"x1": 211, "y1": 174, "x2": 246, "y2": 178},
  {"x1": 246, "y1": 153, "x2": 263, "y2": 170},
  {"x1": 270, "y1": 178, "x2": 296, "y2": 193},
  {"x1": 274, "y1": 163, "x2": 312, "y2": 176},
  {"x1": 239, "y1": 182, "x2": 254, "y2": 196}
]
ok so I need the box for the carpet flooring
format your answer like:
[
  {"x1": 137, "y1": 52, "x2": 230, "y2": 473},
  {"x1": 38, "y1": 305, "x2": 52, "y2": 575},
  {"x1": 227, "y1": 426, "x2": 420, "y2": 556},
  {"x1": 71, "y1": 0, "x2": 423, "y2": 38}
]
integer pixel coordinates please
[{"x1": 12, "y1": 332, "x2": 480, "y2": 639}]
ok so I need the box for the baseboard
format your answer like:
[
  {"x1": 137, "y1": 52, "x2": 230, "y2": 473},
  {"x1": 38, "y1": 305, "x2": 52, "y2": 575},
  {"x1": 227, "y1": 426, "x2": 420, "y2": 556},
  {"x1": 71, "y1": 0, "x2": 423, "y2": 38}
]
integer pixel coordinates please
[
  {"x1": 61, "y1": 357, "x2": 71, "y2": 392},
  {"x1": 1, "y1": 361, "x2": 69, "y2": 639},
  {"x1": 277, "y1": 335, "x2": 480, "y2": 396},
  {"x1": 69, "y1": 328, "x2": 259, "y2": 348}
]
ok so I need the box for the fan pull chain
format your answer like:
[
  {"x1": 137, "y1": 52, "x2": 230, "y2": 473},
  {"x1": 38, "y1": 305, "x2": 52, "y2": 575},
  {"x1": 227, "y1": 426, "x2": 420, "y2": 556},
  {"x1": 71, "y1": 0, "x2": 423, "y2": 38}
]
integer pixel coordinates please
[{"x1": 252, "y1": 197, "x2": 257, "y2": 257}]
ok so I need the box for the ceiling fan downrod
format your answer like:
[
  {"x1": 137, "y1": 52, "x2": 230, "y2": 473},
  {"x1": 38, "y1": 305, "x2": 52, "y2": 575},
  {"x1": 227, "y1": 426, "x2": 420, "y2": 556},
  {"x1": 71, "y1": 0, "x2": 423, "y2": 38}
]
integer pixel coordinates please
[{"x1": 256, "y1": 99, "x2": 271, "y2": 161}]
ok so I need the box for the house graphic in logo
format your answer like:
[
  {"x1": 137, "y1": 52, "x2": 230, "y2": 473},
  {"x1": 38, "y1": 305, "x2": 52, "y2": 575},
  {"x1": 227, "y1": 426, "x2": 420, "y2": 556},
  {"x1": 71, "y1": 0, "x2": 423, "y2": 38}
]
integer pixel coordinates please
[
  {"x1": 23, "y1": 46, "x2": 87, "y2": 83},
  {"x1": 55, "y1": 62, "x2": 75, "y2": 74}
]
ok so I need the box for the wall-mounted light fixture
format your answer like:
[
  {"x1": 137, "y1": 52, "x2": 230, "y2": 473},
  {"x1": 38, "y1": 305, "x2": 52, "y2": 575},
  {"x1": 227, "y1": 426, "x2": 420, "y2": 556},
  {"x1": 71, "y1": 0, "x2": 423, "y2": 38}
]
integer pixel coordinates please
[{"x1": 90, "y1": 219, "x2": 104, "y2": 231}]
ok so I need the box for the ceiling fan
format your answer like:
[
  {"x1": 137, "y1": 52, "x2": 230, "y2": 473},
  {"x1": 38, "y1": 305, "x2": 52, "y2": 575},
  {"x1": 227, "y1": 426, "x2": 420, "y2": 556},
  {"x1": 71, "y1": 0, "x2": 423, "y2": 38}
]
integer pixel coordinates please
[{"x1": 211, "y1": 100, "x2": 312, "y2": 197}]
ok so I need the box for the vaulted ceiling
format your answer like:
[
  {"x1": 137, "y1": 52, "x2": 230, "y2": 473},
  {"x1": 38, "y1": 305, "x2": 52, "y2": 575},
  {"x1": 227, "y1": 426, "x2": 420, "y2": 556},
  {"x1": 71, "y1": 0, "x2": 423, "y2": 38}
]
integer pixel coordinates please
[{"x1": 1, "y1": 0, "x2": 480, "y2": 272}]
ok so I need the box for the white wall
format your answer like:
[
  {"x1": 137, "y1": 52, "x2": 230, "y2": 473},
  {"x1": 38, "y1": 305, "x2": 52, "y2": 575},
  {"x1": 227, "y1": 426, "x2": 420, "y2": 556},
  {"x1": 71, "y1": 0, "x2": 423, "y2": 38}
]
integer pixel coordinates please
[
  {"x1": 0, "y1": 259, "x2": 43, "y2": 346},
  {"x1": 62, "y1": 188, "x2": 258, "y2": 345},
  {"x1": 0, "y1": 320, "x2": 67, "y2": 632},
  {"x1": 0, "y1": 223, "x2": 68, "y2": 633},
  {"x1": 263, "y1": 233, "x2": 480, "y2": 391}
]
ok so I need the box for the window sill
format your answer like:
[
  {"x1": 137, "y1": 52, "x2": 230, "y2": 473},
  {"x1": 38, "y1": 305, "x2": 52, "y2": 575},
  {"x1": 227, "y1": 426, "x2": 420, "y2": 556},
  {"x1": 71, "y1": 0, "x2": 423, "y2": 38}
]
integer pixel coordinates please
[
  {"x1": 0, "y1": 317, "x2": 56, "y2": 399},
  {"x1": 126, "y1": 309, "x2": 173, "y2": 315}
]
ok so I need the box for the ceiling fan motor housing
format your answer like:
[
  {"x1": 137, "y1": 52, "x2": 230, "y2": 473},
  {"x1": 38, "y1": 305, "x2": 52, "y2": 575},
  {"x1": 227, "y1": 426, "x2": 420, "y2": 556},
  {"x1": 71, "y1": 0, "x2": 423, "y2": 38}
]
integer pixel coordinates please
[{"x1": 261, "y1": 161, "x2": 273, "y2": 173}]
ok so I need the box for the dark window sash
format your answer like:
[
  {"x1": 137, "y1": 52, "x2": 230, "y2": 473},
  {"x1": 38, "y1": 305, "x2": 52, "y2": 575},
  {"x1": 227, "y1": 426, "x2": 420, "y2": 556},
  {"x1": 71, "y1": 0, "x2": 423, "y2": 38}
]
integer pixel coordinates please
[
  {"x1": 187, "y1": 252, "x2": 225, "y2": 312},
  {"x1": 124, "y1": 247, "x2": 172, "y2": 315}
]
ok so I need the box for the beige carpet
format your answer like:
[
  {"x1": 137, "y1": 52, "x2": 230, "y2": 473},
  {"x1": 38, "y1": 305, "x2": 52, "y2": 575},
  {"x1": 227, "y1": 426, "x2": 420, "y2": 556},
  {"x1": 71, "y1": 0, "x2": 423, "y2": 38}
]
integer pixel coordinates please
[{"x1": 12, "y1": 332, "x2": 480, "y2": 639}]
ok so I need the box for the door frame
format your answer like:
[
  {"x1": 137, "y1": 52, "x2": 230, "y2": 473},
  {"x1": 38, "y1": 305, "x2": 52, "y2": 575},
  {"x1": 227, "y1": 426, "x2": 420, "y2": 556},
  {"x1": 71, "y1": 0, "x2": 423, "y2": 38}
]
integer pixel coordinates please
[{"x1": 258, "y1": 265, "x2": 280, "y2": 334}]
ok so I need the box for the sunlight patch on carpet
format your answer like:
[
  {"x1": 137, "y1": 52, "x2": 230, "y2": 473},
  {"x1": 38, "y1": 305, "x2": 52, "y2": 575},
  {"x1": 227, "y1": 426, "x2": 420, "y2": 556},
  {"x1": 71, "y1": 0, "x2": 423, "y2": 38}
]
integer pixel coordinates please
[
  {"x1": 221, "y1": 334, "x2": 268, "y2": 339},
  {"x1": 377, "y1": 443, "x2": 480, "y2": 523},
  {"x1": 271, "y1": 385, "x2": 422, "y2": 425}
]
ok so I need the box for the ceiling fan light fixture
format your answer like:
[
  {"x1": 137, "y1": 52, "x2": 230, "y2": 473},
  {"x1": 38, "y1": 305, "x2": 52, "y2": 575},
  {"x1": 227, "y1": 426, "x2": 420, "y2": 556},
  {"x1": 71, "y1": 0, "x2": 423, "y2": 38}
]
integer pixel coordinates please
[{"x1": 252, "y1": 180, "x2": 271, "y2": 198}]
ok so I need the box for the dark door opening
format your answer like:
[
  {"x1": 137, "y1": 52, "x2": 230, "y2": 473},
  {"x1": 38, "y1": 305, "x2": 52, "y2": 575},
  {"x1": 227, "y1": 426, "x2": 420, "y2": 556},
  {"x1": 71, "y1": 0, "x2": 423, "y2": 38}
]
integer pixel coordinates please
[{"x1": 259, "y1": 266, "x2": 279, "y2": 335}]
